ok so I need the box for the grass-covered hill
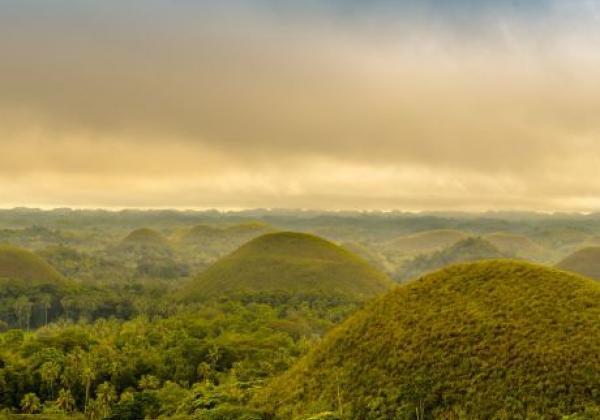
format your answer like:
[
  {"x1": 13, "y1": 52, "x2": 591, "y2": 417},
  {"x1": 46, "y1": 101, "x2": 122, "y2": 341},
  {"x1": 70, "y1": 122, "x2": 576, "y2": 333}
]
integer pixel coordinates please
[
  {"x1": 180, "y1": 232, "x2": 393, "y2": 302},
  {"x1": 395, "y1": 237, "x2": 506, "y2": 281},
  {"x1": 0, "y1": 245, "x2": 72, "y2": 329},
  {"x1": 531, "y1": 227, "x2": 590, "y2": 255},
  {"x1": 122, "y1": 227, "x2": 169, "y2": 247},
  {"x1": 171, "y1": 222, "x2": 276, "y2": 269},
  {"x1": 556, "y1": 247, "x2": 600, "y2": 281},
  {"x1": 0, "y1": 245, "x2": 64, "y2": 284},
  {"x1": 385, "y1": 229, "x2": 468, "y2": 255},
  {"x1": 484, "y1": 232, "x2": 551, "y2": 262},
  {"x1": 173, "y1": 221, "x2": 275, "y2": 246},
  {"x1": 116, "y1": 227, "x2": 172, "y2": 257},
  {"x1": 259, "y1": 260, "x2": 600, "y2": 419},
  {"x1": 340, "y1": 241, "x2": 389, "y2": 273}
]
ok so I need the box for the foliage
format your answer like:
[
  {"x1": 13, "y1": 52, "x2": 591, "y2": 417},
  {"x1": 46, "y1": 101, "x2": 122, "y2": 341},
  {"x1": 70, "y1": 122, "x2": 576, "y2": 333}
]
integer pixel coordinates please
[
  {"x1": 0, "y1": 297, "x2": 354, "y2": 417},
  {"x1": 259, "y1": 260, "x2": 600, "y2": 419}
]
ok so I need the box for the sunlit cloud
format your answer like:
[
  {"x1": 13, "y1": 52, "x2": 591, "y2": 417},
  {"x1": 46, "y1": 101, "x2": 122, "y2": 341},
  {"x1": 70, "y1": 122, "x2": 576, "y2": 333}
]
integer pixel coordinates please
[{"x1": 1, "y1": 1, "x2": 600, "y2": 211}]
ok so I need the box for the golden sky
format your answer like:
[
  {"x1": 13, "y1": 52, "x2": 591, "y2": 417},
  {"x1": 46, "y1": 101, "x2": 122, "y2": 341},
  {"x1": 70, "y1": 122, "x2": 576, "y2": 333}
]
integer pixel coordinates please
[{"x1": 1, "y1": 1, "x2": 600, "y2": 211}]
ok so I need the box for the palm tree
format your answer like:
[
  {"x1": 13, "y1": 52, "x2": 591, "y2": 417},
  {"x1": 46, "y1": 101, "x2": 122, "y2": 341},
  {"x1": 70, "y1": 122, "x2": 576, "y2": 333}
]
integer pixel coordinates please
[
  {"x1": 82, "y1": 365, "x2": 96, "y2": 413},
  {"x1": 13, "y1": 296, "x2": 33, "y2": 330},
  {"x1": 56, "y1": 388, "x2": 76, "y2": 413},
  {"x1": 39, "y1": 293, "x2": 52, "y2": 325},
  {"x1": 95, "y1": 381, "x2": 116, "y2": 419},
  {"x1": 138, "y1": 374, "x2": 160, "y2": 391},
  {"x1": 40, "y1": 360, "x2": 61, "y2": 399},
  {"x1": 60, "y1": 296, "x2": 74, "y2": 320},
  {"x1": 61, "y1": 346, "x2": 84, "y2": 392},
  {"x1": 20, "y1": 392, "x2": 41, "y2": 414}
]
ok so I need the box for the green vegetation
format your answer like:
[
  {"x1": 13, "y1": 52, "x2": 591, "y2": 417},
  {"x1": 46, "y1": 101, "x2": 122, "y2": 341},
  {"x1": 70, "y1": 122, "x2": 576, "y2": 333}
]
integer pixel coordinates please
[
  {"x1": 484, "y1": 232, "x2": 552, "y2": 262},
  {"x1": 385, "y1": 229, "x2": 468, "y2": 255},
  {"x1": 0, "y1": 245, "x2": 65, "y2": 285},
  {"x1": 0, "y1": 246, "x2": 72, "y2": 330},
  {"x1": 0, "y1": 297, "x2": 355, "y2": 419},
  {"x1": 171, "y1": 222, "x2": 276, "y2": 270},
  {"x1": 557, "y1": 247, "x2": 600, "y2": 280},
  {"x1": 2, "y1": 209, "x2": 600, "y2": 419},
  {"x1": 531, "y1": 227, "x2": 591, "y2": 256},
  {"x1": 180, "y1": 232, "x2": 393, "y2": 302},
  {"x1": 122, "y1": 228, "x2": 168, "y2": 246},
  {"x1": 395, "y1": 237, "x2": 506, "y2": 281},
  {"x1": 259, "y1": 260, "x2": 600, "y2": 419}
]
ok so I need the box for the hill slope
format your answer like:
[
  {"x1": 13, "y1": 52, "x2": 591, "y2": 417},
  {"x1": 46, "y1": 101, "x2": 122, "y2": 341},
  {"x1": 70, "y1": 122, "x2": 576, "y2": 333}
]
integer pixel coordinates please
[
  {"x1": 395, "y1": 237, "x2": 506, "y2": 281},
  {"x1": 259, "y1": 260, "x2": 600, "y2": 419},
  {"x1": 484, "y1": 232, "x2": 551, "y2": 261},
  {"x1": 180, "y1": 232, "x2": 393, "y2": 302},
  {"x1": 385, "y1": 229, "x2": 468, "y2": 255},
  {"x1": 0, "y1": 245, "x2": 64, "y2": 284},
  {"x1": 122, "y1": 227, "x2": 169, "y2": 246},
  {"x1": 556, "y1": 247, "x2": 600, "y2": 280}
]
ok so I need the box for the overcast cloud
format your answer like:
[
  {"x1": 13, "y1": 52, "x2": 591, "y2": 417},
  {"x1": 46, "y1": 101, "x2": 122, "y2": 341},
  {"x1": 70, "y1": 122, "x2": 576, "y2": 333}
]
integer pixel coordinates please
[{"x1": 1, "y1": 0, "x2": 600, "y2": 211}]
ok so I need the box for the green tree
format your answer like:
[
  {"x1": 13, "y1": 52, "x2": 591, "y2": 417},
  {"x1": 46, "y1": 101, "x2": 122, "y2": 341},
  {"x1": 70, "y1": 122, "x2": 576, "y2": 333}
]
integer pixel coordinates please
[
  {"x1": 39, "y1": 293, "x2": 52, "y2": 326},
  {"x1": 56, "y1": 388, "x2": 76, "y2": 413},
  {"x1": 13, "y1": 295, "x2": 33, "y2": 330},
  {"x1": 82, "y1": 364, "x2": 97, "y2": 413},
  {"x1": 40, "y1": 360, "x2": 61, "y2": 399},
  {"x1": 20, "y1": 392, "x2": 41, "y2": 414},
  {"x1": 95, "y1": 381, "x2": 117, "y2": 419},
  {"x1": 60, "y1": 296, "x2": 75, "y2": 320},
  {"x1": 138, "y1": 374, "x2": 160, "y2": 391}
]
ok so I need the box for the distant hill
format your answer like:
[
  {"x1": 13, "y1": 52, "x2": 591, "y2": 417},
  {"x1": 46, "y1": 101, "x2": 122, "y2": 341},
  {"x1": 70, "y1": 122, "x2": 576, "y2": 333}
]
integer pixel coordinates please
[
  {"x1": 171, "y1": 222, "x2": 277, "y2": 272},
  {"x1": 0, "y1": 245, "x2": 64, "y2": 284},
  {"x1": 385, "y1": 229, "x2": 468, "y2": 255},
  {"x1": 115, "y1": 227, "x2": 173, "y2": 257},
  {"x1": 530, "y1": 227, "x2": 590, "y2": 255},
  {"x1": 0, "y1": 245, "x2": 72, "y2": 328},
  {"x1": 180, "y1": 232, "x2": 393, "y2": 302},
  {"x1": 259, "y1": 260, "x2": 600, "y2": 419},
  {"x1": 172, "y1": 224, "x2": 221, "y2": 244},
  {"x1": 340, "y1": 241, "x2": 389, "y2": 273},
  {"x1": 484, "y1": 232, "x2": 551, "y2": 262},
  {"x1": 173, "y1": 221, "x2": 275, "y2": 246},
  {"x1": 395, "y1": 237, "x2": 506, "y2": 281},
  {"x1": 122, "y1": 227, "x2": 169, "y2": 246},
  {"x1": 556, "y1": 247, "x2": 600, "y2": 280}
]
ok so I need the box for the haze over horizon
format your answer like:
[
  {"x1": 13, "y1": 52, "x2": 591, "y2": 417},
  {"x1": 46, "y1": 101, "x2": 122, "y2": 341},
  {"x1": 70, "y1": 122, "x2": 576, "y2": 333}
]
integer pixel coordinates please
[{"x1": 2, "y1": 0, "x2": 600, "y2": 212}]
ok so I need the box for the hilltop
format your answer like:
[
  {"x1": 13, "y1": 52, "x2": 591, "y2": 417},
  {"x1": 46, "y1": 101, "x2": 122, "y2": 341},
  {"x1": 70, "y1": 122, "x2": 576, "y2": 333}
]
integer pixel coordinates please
[
  {"x1": 122, "y1": 227, "x2": 169, "y2": 246},
  {"x1": 173, "y1": 221, "x2": 274, "y2": 245},
  {"x1": 556, "y1": 246, "x2": 600, "y2": 280},
  {"x1": 180, "y1": 232, "x2": 393, "y2": 302},
  {"x1": 0, "y1": 245, "x2": 64, "y2": 284},
  {"x1": 259, "y1": 260, "x2": 600, "y2": 419}
]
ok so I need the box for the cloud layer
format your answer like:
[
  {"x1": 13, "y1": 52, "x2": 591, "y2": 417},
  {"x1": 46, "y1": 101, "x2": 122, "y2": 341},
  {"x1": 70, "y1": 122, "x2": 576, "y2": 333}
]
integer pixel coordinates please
[{"x1": 1, "y1": 0, "x2": 600, "y2": 211}]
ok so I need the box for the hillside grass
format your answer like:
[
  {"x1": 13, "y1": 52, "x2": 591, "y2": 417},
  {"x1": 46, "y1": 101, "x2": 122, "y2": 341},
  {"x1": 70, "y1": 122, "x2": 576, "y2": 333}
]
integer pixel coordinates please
[
  {"x1": 122, "y1": 227, "x2": 168, "y2": 245},
  {"x1": 395, "y1": 237, "x2": 506, "y2": 281},
  {"x1": 258, "y1": 260, "x2": 600, "y2": 419},
  {"x1": 180, "y1": 232, "x2": 393, "y2": 302},
  {"x1": 0, "y1": 245, "x2": 64, "y2": 284},
  {"x1": 557, "y1": 247, "x2": 600, "y2": 280},
  {"x1": 484, "y1": 232, "x2": 551, "y2": 261}
]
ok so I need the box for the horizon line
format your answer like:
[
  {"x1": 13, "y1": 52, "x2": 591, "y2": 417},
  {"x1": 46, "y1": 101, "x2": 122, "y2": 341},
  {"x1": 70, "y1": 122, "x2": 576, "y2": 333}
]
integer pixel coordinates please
[{"x1": 0, "y1": 206, "x2": 596, "y2": 217}]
